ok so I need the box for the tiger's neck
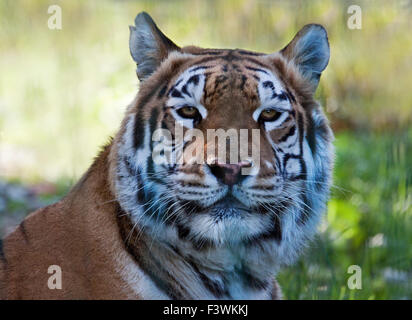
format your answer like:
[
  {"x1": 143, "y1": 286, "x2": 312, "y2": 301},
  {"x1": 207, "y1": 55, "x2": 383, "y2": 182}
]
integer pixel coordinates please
[
  {"x1": 116, "y1": 205, "x2": 279, "y2": 300},
  {"x1": 103, "y1": 132, "x2": 281, "y2": 299}
]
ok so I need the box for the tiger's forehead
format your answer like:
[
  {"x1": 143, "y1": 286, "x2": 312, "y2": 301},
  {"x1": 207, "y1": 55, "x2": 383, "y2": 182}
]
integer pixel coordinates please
[{"x1": 167, "y1": 56, "x2": 293, "y2": 113}]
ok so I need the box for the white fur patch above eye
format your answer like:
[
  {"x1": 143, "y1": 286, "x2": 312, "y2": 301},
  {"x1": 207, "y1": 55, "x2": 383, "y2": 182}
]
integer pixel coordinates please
[
  {"x1": 253, "y1": 68, "x2": 292, "y2": 131},
  {"x1": 166, "y1": 66, "x2": 207, "y2": 128},
  {"x1": 257, "y1": 69, "x2": 291, "y2": 105}
]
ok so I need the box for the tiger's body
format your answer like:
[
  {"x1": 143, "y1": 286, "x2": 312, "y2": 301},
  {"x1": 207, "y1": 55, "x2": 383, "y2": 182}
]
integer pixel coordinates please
[{"x1": 0, "y1": 12, "x2": 333, "y2": 299}]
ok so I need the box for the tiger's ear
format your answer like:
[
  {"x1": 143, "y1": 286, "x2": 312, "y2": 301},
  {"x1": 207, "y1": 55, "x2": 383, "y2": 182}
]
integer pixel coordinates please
[
  {"x1": 280, "y1": 24, "x2": 330, "y2": 91},
  {"x1": 129, "y1": 12, "x2": 180, "y2": 81}
]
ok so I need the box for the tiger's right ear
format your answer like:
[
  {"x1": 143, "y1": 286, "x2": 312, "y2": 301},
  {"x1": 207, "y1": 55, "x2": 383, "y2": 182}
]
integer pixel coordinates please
[
  {"x1": 280, "y1": 24, "x2": 330, "y2": 91},
  {"x1": 129, "y1": 12, "x2": 180, "y2": 81}
]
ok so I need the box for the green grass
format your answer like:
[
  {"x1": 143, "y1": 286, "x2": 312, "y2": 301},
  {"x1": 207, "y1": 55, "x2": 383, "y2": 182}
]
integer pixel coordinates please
[{"x1": 278, "y1": 130, "x2": 412, "y2": 299}]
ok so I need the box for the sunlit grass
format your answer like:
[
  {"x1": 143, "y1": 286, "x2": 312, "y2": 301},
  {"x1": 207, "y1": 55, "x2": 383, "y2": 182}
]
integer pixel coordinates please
[{"x1": 278, "y1": 130, "x2": 412, "y2": 299}]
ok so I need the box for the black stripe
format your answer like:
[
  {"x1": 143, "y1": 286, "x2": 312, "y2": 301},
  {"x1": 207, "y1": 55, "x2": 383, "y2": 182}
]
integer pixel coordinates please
[
  {"x1": 279, "y1": 125, "x2": 296, "y2": 143},
  {"x1": 149, "y1": 107, "x2": 159, "y2": 138},
  {"x1": 0, "y1": 239, "x2": 7, "y2": 264},
  {"x1": 221, "y1": 51, "x2": 240, "y2": 62},
  {"x1": 190, "y1": 65, "x2": 211, "y2": 72},
  {"x1": 263, "y1": 80, "x2": 275, "y2": 90},
  {"x1": 246, "y1": 66, "x2": 269, "y2": 74},
  {"x1": 286, "y1": 88, "x2": 297, "y2": 103},
  {"x1": 246, "y1": 211, "x2": 283, "y2": 245},
  {"x1": 116, "y1": 206, "x2": 184, "y2": 300},
  {"x1": 167, "y1": 79, "x2": 183, "y2": 96},
  {"x1": 232, "y1": 64, "x2": 242, "y2": 72},
  {"x1": 241, "y1": 269, "x2": 269, "y2": 290},
  {"x1": 171, "y1": 88, "x2": 182, "y2": 98},
  {"x1": 306, "y1": 115, "x2": 317, "y2": 156},
  {"x1": 143, "y1": 249, "x2": 187, "y2": 300},
  {"x1": 181, "y1": 84, "x2": 189, "y2": 96},
  {"x1": 148, "y1": 106, "x2": 167, "y2": 185},
  {"x1": 188, "y1": 260, "x2": 227, "y2": 298},
  {"x1": 191, "y1": 51, "x2": 223, "y2": 56},
  {"x1": 157, "y1": 85, "x2": 167, "y2": 98},
  {"x1": 243, "y1": 57, "x2": 270, "y2": 69},
  {"x1": 264, "y1": 213, "x2": 282, "y2": 243},
  {"x1": 237, "y1": 50, "x2": 264, "y2": 56},
  {"x1": 297, "y1": 111, "x2": 305, "y2": 151},
  {"x1": 194, "y1": 56, "x2": 227, "y2": 66},
  {"x1": 269, "y1": 144, "x2": 281, "y2": 173},
  {"x1": 133, "y1": 85, "x2": 163, "y2": 149},
  {"x1": 214, "y1": 75, "x2": 228, "y2": 89},
  {"x1": 277, "y1": 91, "x2": 288, "y2": 101},
  {"x1": 239, "y1": 75, "x2": 247, "y2": 90},
  {"x1": 177, "y1": 223, "x2": 191, "y2": 240},
  {"x1": 146, "y1": 157, "x2": 166, "y2": 186},
  {"x1": 187, "y1": 74, "x2": 200, "y2": 86},
  {"x1": 176, "y1": 221, "x2": 215, "y2": 250},
  {"x1": 296, "y1": 191, "x2": 311, "y2": 226},
  {"x1": 134, "y1": 167, "x2": 146, "y2": 203},
  {"x1": 20, "y1": 220, "x2": 29, "y2": 243},
  {"x1": 133, "y1": 111, "x2": 145, "y2": 150}
]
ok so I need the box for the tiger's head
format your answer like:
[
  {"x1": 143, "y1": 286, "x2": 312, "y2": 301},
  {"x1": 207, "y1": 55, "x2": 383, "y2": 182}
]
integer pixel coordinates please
[{"x1": 113, "y1": 12, "x2": 333, "y2": 265}]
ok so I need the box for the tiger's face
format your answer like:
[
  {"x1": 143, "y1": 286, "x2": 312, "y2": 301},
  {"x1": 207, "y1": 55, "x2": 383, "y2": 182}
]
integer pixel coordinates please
[
  {"x1": 115, "y1": 13, "x2": 333, "y2": 263},
  {"x1": 157, "y1": 57, "x2": 306, "y2": 241}
]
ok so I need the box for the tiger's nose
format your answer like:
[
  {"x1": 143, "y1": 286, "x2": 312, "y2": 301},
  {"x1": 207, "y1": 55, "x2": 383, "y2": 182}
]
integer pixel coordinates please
[{"x1": 208, "y1": 160, "x2": 252, "y2": 186}]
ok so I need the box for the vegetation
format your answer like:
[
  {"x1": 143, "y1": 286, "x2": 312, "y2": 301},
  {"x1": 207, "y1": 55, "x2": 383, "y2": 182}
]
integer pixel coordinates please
[{"x1": 0, "y1": 0, "x2": 411, "y2": 299}]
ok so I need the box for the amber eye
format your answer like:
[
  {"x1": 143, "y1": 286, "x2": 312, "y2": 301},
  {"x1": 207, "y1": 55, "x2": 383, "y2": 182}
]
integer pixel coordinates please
[
  {"x1": 177, "y1": 105, "x2": 201, "y2": 120},
  {"x1": 259, "y1": 108, "x2": 281, "y2": 122}
]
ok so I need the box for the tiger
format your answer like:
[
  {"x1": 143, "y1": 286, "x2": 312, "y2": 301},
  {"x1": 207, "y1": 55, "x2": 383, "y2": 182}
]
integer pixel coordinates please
[{"x1": 0, "y1": 12, "x2": 333, "y2": 300}]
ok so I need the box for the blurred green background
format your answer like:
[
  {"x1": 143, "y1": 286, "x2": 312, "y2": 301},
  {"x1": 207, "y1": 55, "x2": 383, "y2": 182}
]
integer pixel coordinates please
[{"x1": 0, "y1": 0, "x2": 411, "y2": 299}]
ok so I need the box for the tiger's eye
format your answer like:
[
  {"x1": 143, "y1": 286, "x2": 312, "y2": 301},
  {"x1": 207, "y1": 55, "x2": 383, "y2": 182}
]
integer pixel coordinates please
[
  {"x1": 177, "y1": 106, "x2": 200, "y2": 119},
  {"x1": 260, "y1": 108, "x2": 281, "y2": 122}
]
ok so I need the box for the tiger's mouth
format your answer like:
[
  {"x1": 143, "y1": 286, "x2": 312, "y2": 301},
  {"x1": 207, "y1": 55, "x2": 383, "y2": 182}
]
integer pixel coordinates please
[
  {"x1": 207, "y1": 195, "x2": 252, "y2": 219},
  {"x1": 178, "y1": 188, "x2": 274, "y2": 219}
]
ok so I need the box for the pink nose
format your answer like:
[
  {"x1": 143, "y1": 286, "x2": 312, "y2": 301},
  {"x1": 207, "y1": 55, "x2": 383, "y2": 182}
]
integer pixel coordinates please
[{"x1": 208, "y1": 161, "x2": 252, "y2": 186}]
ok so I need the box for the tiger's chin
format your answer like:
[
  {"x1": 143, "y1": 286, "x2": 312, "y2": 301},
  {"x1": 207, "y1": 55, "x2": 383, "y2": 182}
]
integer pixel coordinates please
[
  {"x1": 202, "y1": 195, "x2": 252, "y2": 219},
  {"x1": 178, "y1": 194, "x2": 276, "y2": 245}
]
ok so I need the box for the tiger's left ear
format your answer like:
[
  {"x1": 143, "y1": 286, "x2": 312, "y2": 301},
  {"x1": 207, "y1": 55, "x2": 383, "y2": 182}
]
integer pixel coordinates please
[
  {"x1": 129, "y1": 12, "x2": 180, "y2": 81},
  {"x1": 280, "y1": 24, "x2": 330, "y2": 91}
]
